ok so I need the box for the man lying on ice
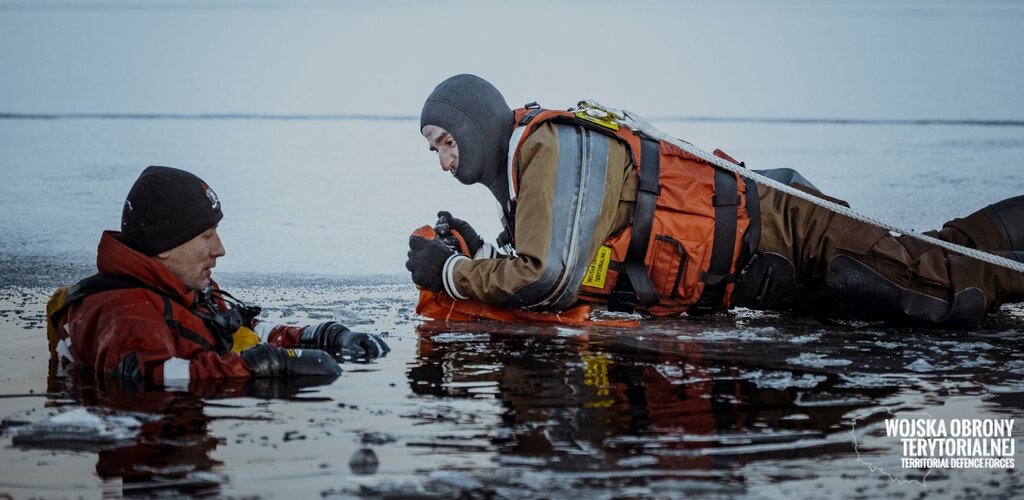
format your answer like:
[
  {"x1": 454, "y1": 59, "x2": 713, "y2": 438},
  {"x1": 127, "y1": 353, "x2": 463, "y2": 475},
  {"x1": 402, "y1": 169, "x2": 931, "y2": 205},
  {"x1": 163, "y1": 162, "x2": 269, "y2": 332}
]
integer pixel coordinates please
[{"x1": 406, "y1": 74, "x2": 1024, "y2": 329}]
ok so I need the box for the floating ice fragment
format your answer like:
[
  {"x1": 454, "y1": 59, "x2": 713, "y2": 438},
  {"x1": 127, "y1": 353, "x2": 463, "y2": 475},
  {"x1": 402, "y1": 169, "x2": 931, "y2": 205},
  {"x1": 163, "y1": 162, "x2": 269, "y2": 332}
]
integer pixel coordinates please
[
  {"x1": 904, "y1": 358, "x2": 936, "y2": 372},
  {"x1": 428, "y1": 470, "x2": 484, "y2": 491},
  {"x1": 617, "y1": 455, "x2": 659, "y2": 468},
  {"x1": 361, "y1": 431, "x2": 397, "y2": 445},
  {"x1": 745, "y1": 370, "x2": 826, "y2": 389},
  {"x1": 785, "y1": 353, "x2": 853, "y2": 368},
  {"x1": 9, "y1": 408, "x2": 141, "y2": 451},
  {"x1": 431, "y1": 332, "x2": 490, "y2": 343},
  {"x1": 333, "y1": 307, "x2": 374, "y2": 325},
  {"x1": 787, "y1": 334, "x2": 822, "y2": 344},
  {"x1": 960, "y1": 356, "x2": 992, "y2": 368}
]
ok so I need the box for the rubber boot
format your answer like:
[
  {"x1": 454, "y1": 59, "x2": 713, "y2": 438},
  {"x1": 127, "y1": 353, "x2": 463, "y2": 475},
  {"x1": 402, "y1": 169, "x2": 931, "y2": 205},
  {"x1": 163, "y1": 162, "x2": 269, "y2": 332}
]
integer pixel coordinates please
[
  {"x1": 986, "y1": 196, "x2": 1024, "y2": 250},
  {"x1": 940, "y1": 195, "x2": 1024, "y2": 251},
  {"x1": 825, "y1": 254, "x2": 986, "y2": 329},
  {"x1": 732, "y1": 252, "x2": 802, "y2": 310}
]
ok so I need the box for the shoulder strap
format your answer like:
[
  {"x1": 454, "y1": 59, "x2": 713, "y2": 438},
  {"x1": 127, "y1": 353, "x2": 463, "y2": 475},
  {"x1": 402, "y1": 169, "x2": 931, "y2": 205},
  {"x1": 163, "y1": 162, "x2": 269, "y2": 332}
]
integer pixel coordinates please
[
  {"x1": 690, "y1": 169, "x2": 740, "y2": 315},
  {"x1": 49, "y1": 273, "x2": 150, "y2": 329},
  {"x1": 608, "y1": 136, "x2": 661, "y2": 313},
  {"x1": 50, "y1": 273, "x2": 188, "y2": 338},
  {"x1": 51, "y1": 273, "x2": 227, "y2": 354},
  {"x1": 63, "y1": 273, "x2": 148, "y2": 305}
]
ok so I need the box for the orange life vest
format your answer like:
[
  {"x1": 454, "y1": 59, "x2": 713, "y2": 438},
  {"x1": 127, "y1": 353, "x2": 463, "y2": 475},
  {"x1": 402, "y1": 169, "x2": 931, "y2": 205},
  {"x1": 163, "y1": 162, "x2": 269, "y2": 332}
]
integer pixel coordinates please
[{"x1": 507, "y1": 106, "x2": 759, "y2": 316}]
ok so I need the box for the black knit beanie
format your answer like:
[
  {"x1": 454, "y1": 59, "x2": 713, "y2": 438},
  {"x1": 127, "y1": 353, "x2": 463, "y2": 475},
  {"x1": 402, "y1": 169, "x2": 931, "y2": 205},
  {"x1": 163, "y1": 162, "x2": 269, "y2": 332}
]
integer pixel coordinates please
[{"x1": 120, "y1": 166, "x2": 224, "y2": 255}]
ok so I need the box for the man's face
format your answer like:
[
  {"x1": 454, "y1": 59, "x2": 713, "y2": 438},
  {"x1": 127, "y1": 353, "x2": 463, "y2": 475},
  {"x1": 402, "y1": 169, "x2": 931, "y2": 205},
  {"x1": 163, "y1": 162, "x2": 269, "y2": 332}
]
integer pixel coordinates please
[
  {"x1": 156, "y1": 226, "x2": 226, "y2": 291},
  {"x1": 421, "y1": 125, "x2": 459, "y2": 177}
]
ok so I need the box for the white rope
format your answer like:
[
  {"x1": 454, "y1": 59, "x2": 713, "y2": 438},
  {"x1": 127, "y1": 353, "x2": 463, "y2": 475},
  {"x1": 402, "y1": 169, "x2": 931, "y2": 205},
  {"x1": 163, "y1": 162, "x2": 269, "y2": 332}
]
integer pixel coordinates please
[{"x1": 576, "y1": 100, "x2": 1024, "y2": 274}]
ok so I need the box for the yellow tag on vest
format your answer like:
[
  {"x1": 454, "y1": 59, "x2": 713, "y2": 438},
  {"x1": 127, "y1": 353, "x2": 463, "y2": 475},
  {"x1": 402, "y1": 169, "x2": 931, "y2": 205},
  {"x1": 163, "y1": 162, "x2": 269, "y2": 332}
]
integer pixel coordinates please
[
  {"x1": 582, "y1": 245, "x2": 612, "y2": 288},
  {"x1": 574, "y1": 110, "x2": 620, "y2": 130}
]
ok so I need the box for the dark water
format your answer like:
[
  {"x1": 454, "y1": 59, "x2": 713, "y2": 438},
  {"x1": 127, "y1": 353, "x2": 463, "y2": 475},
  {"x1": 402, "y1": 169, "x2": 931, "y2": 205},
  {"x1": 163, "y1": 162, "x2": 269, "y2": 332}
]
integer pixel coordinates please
[{"x1": 2, "y1": 276, "x2": 1022, "y2": 498}]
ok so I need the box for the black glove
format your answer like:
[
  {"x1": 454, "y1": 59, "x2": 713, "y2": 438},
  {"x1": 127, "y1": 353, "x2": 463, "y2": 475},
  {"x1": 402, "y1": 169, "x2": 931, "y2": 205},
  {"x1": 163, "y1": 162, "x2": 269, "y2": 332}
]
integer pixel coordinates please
[
  {"x1": 435, "y1": 211, "x2": 484, "y2": 256},
  {"x1": 300, "y1": 321, "x2": 391, "y2": 360},
  {"x1": 240, "y1": 344, "x2": 342, "y2": 377},
  {"x1": 406, "y1": 236, "x2": 457, "y2": 291}
]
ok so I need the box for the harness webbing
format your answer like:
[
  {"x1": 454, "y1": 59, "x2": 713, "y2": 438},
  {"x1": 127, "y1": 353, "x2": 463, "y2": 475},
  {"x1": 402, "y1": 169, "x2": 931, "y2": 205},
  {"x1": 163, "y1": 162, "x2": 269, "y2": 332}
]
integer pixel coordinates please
[
  {"x1": 52, "y1": 273, "x2": 221, "y2": 353},
  {"x1": 691, "y1": 169, "x2": 739, "y2": 314},
  {"x1": 50, "y1": 274, "x2": 149, "y2": 329},
  {"x1": 742, "y1": 176, "x2": 762, "y2": 266},
  {"x1": 609, "y1": 137, "x2": 661, "y2": 312},
  {"x1": 582, "y1": 101, "x2": 1024, "y2": 274}
]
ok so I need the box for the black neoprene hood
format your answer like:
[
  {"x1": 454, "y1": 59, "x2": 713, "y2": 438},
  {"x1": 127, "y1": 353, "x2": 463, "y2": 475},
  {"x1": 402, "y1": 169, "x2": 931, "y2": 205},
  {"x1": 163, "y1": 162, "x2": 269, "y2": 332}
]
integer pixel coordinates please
[{"x1": 420, "y1": 74, "x2": 513, "y2": 187}]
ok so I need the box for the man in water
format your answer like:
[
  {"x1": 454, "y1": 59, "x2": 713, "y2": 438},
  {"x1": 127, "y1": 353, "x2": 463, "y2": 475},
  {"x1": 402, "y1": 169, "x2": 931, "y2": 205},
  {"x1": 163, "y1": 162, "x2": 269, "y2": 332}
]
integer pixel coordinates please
[{"x1": 49, "y1": 166, "x2": 388, "y2": 387}]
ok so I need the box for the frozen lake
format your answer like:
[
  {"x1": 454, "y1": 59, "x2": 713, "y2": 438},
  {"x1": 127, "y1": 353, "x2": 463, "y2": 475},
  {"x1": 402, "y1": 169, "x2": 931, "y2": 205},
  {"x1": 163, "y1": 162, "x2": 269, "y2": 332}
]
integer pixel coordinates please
[{"x1": 2, "y1": 1, "x2": 1023, "y2": 498}]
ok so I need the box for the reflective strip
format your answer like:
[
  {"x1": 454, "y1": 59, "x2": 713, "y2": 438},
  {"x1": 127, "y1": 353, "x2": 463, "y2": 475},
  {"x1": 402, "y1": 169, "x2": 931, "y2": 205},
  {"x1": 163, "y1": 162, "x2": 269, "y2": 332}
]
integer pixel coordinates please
[
  {"x1": 56, "y1": 338, "x2": 74, "y2": 363},
  {"x1": 506, "y1": 125, "x2": 529, "y2": 200},
  {"x1": 474, "y1": 242, "x2": 498, "y2": 260},
  {"x1": 251, "y1": 320, "x2": 277, "y2": 342},
  {"x1": 162, "y1": 357, "x2": 191, "y2": 382},
  {"x1": 443, "y1": 254, "x2": 471, "y2": 300},
  {"x1": 520, "y1": 124, "x2": 609, "y2": 309}
]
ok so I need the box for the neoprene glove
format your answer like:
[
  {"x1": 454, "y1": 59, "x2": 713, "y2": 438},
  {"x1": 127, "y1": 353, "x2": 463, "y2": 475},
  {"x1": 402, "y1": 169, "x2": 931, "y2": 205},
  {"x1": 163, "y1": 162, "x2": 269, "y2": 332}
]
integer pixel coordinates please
[
  {"x1": 240, "y1": 344, "x2": 342, "y2": 377},
  {"x1": 300, "y1": 321, "x2": 390, "y2": 360},
  {"x1": 435, "y1": 211, "x2": 484, "y2": 256},
  {"x1": 406, "y1": 235, "x2": 457, "y2": 291}
]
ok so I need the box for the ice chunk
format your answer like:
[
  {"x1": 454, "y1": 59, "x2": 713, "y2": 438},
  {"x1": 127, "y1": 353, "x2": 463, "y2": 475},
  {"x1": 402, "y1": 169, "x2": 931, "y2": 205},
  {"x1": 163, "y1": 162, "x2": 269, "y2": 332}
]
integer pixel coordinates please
[
  {"x1": 785, "y1": 353, "x2": 853, "y2": 368},
  {"x1": 9, "y1": 408, "x2": 141, "y2": 451},
  {"x1": 904, "y1": 358, "x2": 936, "y2": 372}
]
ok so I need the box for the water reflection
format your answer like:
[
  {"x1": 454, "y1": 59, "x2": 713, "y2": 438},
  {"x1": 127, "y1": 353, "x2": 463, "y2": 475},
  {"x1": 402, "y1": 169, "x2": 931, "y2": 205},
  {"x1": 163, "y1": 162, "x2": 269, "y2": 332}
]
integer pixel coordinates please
[
  {"x1": 408, "y1": 320, "x2": 968, "y2": 484},
  {"x1": 12, "y1": 365, "x2": 337, "y2": 498}
]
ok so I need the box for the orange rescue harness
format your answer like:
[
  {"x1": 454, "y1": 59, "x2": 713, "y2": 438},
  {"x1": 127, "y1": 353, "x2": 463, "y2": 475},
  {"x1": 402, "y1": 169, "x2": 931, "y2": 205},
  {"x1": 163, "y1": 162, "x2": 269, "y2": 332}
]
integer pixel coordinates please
[{"x1": 507, "y1": 106, "x2": 759, "y2": 316}]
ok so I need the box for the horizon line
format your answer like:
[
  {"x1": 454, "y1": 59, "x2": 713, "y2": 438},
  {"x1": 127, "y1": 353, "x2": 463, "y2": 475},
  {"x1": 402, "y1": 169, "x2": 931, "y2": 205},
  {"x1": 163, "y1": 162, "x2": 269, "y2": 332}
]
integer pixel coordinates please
[{"x1": 2, "y1": 112, "x2": 1022, "y2": 127}]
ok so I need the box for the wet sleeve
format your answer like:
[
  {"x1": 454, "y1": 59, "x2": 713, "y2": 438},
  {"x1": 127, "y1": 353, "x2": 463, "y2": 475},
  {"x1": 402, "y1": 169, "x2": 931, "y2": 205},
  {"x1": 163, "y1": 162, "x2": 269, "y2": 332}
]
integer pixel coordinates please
[{"x1": 250, "y1": 319, "x2": 306, "y2": 348}]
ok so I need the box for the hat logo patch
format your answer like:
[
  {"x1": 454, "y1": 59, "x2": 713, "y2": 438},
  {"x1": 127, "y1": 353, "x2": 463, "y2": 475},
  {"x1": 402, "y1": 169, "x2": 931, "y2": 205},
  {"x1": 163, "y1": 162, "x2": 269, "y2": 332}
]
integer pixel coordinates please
[{"x1": 201, "y1": 182, "x2": 220, "y2": 209}]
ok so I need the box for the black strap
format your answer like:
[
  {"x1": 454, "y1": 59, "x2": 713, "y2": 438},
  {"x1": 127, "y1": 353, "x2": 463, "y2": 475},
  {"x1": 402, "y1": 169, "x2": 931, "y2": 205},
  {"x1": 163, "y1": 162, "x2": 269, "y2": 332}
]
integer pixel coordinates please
[
  {"x1": 63, "y1": 274, "x2": 148, "y2": 306},
  {"x1": 691, "y1": 169, "x2": 739, "y2": 315},
  {"x1": 51, "y1": 272, "x2": 219, "y2": 353},
  {"x1": 161, "y1": 296, "x2": 218, "y2": 352},
  {"x1": 518, "y1": 107, "x2": 544, "y2": 126},
  {"x1": 608, "y1": 137, "x2": 661, "y2": 313},
  {"x1": 740, "y1": 175, "x2": 761, "y2": 267},
  {"x1": 50, "y1": 273, "x2": 149, "y2": 329}
]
